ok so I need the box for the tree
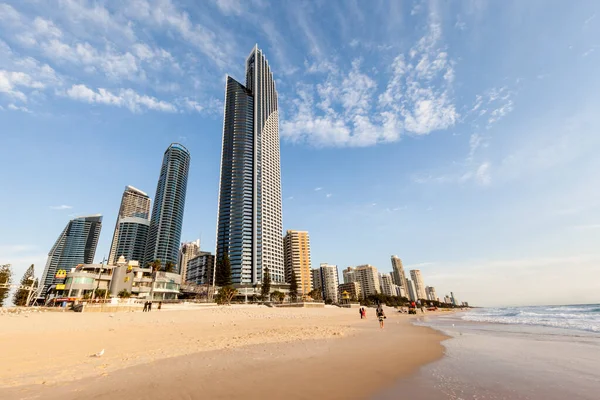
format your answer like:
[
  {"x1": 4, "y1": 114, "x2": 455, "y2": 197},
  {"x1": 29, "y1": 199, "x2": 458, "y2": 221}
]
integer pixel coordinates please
[
  {"x1": 164, "y1": 261, "x2": 175, "y2": 273},
  {"x1": 272, "y1": 290, "x2": 285, "y2": 303},
  {"x1": 215, "y1": 252, "x2": 232, "y2": 287},
  {"x1": 261, "y1": 267, "x2": 271, "y2": 300},
  {"x1": 118, "y1": 289, "x2": 131, "y2": 298},
  {"x1": 307, "y1": 288, "x2": 322, "y2": 301},
  {"x1": 148, "y1": 259, "x2": 162, "y2": 273},
  {"x1": 13, "y1": 264, "x2": 35, "y2": 306},
  {"x1": 289, "y1": 269, "x2": 298, "y2": 302},
  {"x1": 0, "y1": 264, "x2": 12, "y2": 307},
  {"x1": 215, "y1": 286, "x2": 237, "y2": 305}
]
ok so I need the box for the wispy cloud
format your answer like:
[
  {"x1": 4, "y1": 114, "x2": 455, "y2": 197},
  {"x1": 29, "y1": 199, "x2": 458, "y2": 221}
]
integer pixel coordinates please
[
  {"x1": 63, "y1": 84, "x2": 177, "y2": 113},
  {"x1": 281, "y1": 20, "x2": 458, "y2": 147},
  {"x1": 50, "y1": 204, "x2": 72, "y2": 210},
  {"x1": 314, "y1": 187, "x2": 322, "y2": 191},
  {"x1": 326, "y1": 193, "x2": 332, "y2": 198}
]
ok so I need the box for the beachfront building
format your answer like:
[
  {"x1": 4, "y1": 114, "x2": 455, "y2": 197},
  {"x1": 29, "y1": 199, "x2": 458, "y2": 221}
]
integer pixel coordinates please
[
  {"x1": 379, "y1": 273, "x2": 395, "y2": 296},
  {"x1": 451, "y1": 292, "x2": 459, "y2": 306},
  {"x1": 150, "y1": 271, "x2": 182, "y2": 300},
  {"x1": 108, "y1": 186, "x2": 151, "y2": 265},
  {"x1": 311, "y1": 268, "x2": 322, "y2": 292},
  {"x1": 39, "y1": 215, "x2": 103, "y2": 299},
  {"x1": 186, "y1": 252, "x2": 216, "y2": 286},
  {"x1": 410, "y1": 269, "x2": 427, "y2": 300},
  {"x1": 113, "y1": 217, "x2": 149, "y2": 265},
  {"x1": 406, "y1": 280, "x2": 418, "y2": 301},
  {"x1": 216, "y1": 45, "x2": 284, "y2": 287},
  {"x1": 320, "y1": 263, "x2": 339, "y2": 303},
  {"x1": 338, "y1": 282, "x2": 361, "y2": 302},
  {"x1": 179, "y1": 240, "x2": 201, "y2": 283},
  {"x1": 394, "y1": 284, "x2": 406, "y2": 298},
  {"x1": 343, "y1": 266, "x2": 357, "y2": 284},
  {"x1": 390, "y1": 255, "x2": 408, "y2": 295},
  {"x1": 144, "y1": 143, "x2": 191, "y2": 272},
  {"x1": 425, "y1": 286, "x2": 438, "y2": 301},
  {"x1": 283, "y1": 230, "x2": 312, "y2": 296},
  {"x1": 354, "y1": 264, "x2": 381, "y2": 299}
]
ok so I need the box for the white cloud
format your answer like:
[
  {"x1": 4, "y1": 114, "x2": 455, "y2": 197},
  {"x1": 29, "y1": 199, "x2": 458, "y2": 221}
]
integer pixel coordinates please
[
  {"x1": 582, "y1": 48, "x2": 595, "y2": 57},
  {"x1": 475, "y1": 162, "x2": 491, "y2": 185},
  {"x1": 50, "y1": 205, "x2": 73, "y2": 210},
  {"x1": 326, "y1": 193, "x2": 332, "y2": 198},
  {"x1": 213, "y1": 0, "x2": 243, "y2": 15},
  {"x1": 64, "y1": 84, "x2": 177, "y2": 113},
  {"x1": 7, "y1": 103, "x2": 31, "y2": 112},
  {"x1": 314, "y1": 187, "x2": 322, "y2": 191},
  {"x1": 0, "y1": 70, "x2": 48, "y2": 102},
  {"x1": 282, "y1": 21, "x2": 458, "y2": 147}
]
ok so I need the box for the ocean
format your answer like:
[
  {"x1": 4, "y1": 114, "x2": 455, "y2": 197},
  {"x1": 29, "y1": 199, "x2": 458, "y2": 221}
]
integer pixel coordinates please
[
  {"x1": 461, "y1": 304, "x2": 600, "y2": 333},
  {"x1": 375, "y1": 305, "x2": 600, "y2": 399}
]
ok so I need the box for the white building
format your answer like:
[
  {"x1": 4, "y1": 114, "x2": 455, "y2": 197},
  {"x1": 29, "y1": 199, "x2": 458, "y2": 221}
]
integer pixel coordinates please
[
  {"x1": 379, "y1": 273, "x2": 395, "y2": 296},
  {"x1": 178, "y1": 240, "x2": 201, "y2": 284},
  {"x1": 410, "y1": 269, "x2": 427, "y2": 300},
  {"x1": 425, "y1": 286, "x2": 438, "y2": 301},
  {"x1": 320, "y1": 263, "x2": 339, "y2": 303},
  {"x1": 406, "y1": 279, "x2": 417, "y2": 302},
  {"x1": 343, "y1": 267, "x2": 357, "y2": 284},
  {"x1": 354, "y1": 264, "x2": 381, "y2": 299}
]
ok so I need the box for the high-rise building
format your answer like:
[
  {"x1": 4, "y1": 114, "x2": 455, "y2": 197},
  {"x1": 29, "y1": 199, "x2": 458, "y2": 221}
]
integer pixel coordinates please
[
  {"x1": 40, "y1": 215, "x2": 102, "y2": 297},
  {"x1": 379, "y1": 273, "x2": 395, "y2": 296},
  {"x1": 144, "y1": 143, "x2": 191, "y2": 272},
  {"x1": 391, "y1": 255, "x2": 408, "y2": 295},
  {"x1": 114, "y1": 217, "x2": 149, "y2": 263},
  {"x1": 354, "y1": 264, "x2": 381, "y2": 299},
  {"x1": 283, "y1": 230, "x2": 312, "y2": 296},
  {"x1": 425, "y1": 286, "x2": 438, "y2": 301},
  {"x1": 186, "y1": 252, "x2": 216, "y2": 286},
  {"x1": 108, "y1": 186, "x2": 151, "y2": 265},
  {"x1": 406, "y1": 279, "x2": 417, "y2": 301},
  {"x1": 311, "y1": 268, "x2": 322, "y2": 292},
  {"x1": 450, "y1": 291, "x2": 458, "y2": 306},
  {"x1": 320, "y1": 263, "x2": 339, "y2": 303},
  {"x1": 410, "y1": 269, "x2": 427, "y2": 300},
  {"x1": 343, "y1": 266, "x2": 357, "y2": 284},
  {"x1": 216, "y1": 45, "x2": 284, "y2": 286},
  {"x1": 179, "y1": 240, "x2": 201, "y2": 283}
]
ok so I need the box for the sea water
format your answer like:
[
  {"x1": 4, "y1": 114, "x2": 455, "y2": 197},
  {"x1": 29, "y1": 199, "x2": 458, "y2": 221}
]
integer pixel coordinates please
[{"x1": 375, "y1": 305, "x2": 600, "y2": 399}]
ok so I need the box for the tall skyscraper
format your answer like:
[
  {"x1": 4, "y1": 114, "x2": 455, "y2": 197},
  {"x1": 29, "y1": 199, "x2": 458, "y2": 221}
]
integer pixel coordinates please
[
  {"x1": 320, "y1": 263, "x2": 339, "y2": 303},
  {"x1": 311, "y1": 268, "x2": 322, "y2": 292},
  {"x1": 216, "y1": 45, "x2": 284, "y2": 286},
  {"x1": 114, "y1": 217, "x2": 149, "y2": 263},
  {"x1": 406, "y1": 279, "x2": 417, "y2": 301},
  {"x1": 425, "y1": 286, "x2": 438, "y2": 301},
  {"x1": 410, "y1": 269, "x2": 427, "y2": 300},
  {"x1": 355, "y1": 264, "x2": 381, "y2": 299},
  {"x1": 179, "y1": 240, "x2": 201, "y2": 283},
  {"x1": 391, "y1": 255, "x2": 408, "y2": 295},
  {"x1": 40, "y1": 215, "x2": 102, "y2": 297},
  {"x1": 108, "y1": 186, "x2": 151, "y2": 265},
  {"x1": 144, "y1": 143, "x2": 191, "y2": 271},
  {"x1": 186, "y1": 251, "x2": 216, "y2": 286},
  {"x1": 283, "y1": 230, "x2": 312, "y2": 296},
  {"x1": 379, "y1": 273, "x2": 394, "y2": 296}
]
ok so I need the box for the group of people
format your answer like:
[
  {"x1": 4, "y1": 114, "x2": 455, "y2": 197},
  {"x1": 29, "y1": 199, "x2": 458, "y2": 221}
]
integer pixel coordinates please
[
  {"x1": 359, "y1": 305, "x2": 387, "y2": 328},
  {"x1": 142, "y1": 301, "x2": 161, "y2": 312}
]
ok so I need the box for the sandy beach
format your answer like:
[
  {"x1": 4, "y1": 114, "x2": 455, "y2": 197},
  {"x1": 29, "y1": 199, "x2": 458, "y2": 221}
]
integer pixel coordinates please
[{"x1": 0, "y1": 305, "x2": 448, "y2": 399}]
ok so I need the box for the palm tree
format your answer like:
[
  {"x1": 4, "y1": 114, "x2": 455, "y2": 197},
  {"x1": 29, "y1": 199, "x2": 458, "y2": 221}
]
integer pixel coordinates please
[{"x1": 165, "y1": 261, "x2": 175, "y2": 273}]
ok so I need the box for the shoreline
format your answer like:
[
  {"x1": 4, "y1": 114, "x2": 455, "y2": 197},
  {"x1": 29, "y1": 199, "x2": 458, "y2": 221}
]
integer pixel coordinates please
[{"x1": 0, "y1": 306, "x2": 449, "y2": 399}]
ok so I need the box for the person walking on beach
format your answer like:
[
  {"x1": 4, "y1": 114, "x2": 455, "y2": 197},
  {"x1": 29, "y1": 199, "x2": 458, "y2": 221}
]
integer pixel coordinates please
[
  {"x1": 148, "y1": 301, "x2": 152, "y2": 312},
  {"x1": 158, "y1": 301, "x2": 162, "y2": 311},
  {"x1": 376, "y1": 306, "x2": 386, "y2": 329},
  {"x1": 143, "y1": 301, "x2": 148, "y2": 312},
  {"x1": 359, "y1": 307, "x2": 363, "y2": 319}
]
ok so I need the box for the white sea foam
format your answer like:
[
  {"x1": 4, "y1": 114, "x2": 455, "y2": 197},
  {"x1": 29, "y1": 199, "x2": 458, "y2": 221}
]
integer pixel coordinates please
[{"x1": 461, "y1": 304, "x2": 600, "y2": 333}]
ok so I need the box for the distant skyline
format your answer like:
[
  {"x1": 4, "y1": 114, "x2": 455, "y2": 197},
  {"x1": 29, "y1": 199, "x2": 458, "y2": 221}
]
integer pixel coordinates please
[{"x1": 1, "y1": 1, "x2": 599, "y2": 306}]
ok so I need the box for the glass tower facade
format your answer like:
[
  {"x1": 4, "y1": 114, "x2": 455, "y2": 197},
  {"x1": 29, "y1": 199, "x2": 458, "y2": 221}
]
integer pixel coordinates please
[
  {"x1": 144, "y1": 143, "x2": 190, "y2": 272},
  {"x1": 217, "y1": 45, "x2": 284, "y2": 285},
  {"x1": 39, "y1": 215, "x2": 103, "y2": 297},
  {"x1": 115, "y1": 217, "x2": 149, "y2": 263},
  {"x1": 108, "y1": 186, "x2": 151, "y2": 265}
]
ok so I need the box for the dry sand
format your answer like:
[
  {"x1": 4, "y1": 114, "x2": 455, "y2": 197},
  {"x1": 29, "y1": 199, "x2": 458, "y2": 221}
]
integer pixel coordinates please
[{"x1": 0, "y1": 305, "x2": 448, "y2": 399}]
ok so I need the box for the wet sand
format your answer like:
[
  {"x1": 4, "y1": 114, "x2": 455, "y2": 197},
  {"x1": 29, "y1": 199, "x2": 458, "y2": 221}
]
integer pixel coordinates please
[
  {"x1": 376, "y1": 313, "x2": 600, "y2": 400},
  {"x1": 0, "y1": 305, "x2": 448, "y2": 399}
]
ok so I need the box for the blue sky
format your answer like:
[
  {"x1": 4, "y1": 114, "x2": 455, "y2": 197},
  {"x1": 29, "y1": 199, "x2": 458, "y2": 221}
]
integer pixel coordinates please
[{"x1": 1, "y1": 0, "x2": 599, "y2": 306}]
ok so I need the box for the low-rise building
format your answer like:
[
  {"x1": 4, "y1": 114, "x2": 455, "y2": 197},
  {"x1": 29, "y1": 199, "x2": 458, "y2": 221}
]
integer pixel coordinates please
[{"x1": 338, "y1": 281, "x2": 361, "y2": 302}]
